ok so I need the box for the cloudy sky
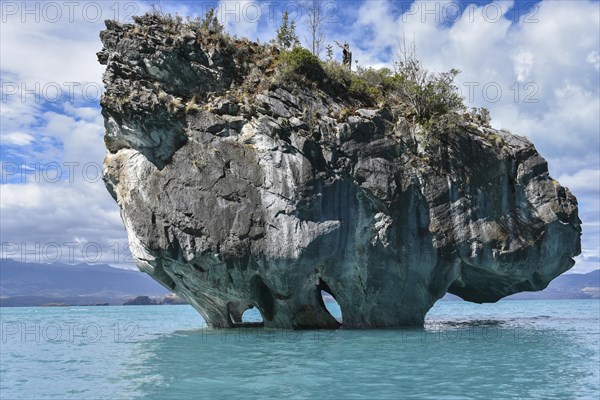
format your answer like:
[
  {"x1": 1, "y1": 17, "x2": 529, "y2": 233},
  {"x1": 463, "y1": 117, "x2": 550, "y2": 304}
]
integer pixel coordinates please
[{"x1": 1, "y1": 0, "x2": 598, "y2": 272}]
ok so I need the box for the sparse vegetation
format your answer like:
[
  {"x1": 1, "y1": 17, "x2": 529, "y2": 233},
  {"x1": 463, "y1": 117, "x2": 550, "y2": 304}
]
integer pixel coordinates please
[
  {"x1": 201, "y1": 8, "x2": 224, "y2": 35},
  {"x1": 122, "y1": 10, "x2": 482, "y2": 137},
  {"x1": 488, "y1": 133, "x2": 506, "y2": 148},
  {"x1": 470, "y1": 107, "x2": 491, "y2": 127},
  {"x1": 393, "y1": 38, "x2": 465, "y2": 127},
  {"x1": 272, "y1": 35, "x2": 467, "y2": 132},
  {"x1": 279, "y1": 47, "x2": 325, "y2": 83},
  {"x1": 167, "y1": 97, "x2": 183, "y2": 113},
  {"x1": 185, "y1": 97, "x2": 201, "y2": 113},
  {"x1": 157, "y1": 90, "x2": 169, "y2": 102},
  {"x1": 136, "y1": 7, "x2": 225, "y2": 39},
  {"x1": 337, "y1": 107, "x2": 352, "y2": 122}
]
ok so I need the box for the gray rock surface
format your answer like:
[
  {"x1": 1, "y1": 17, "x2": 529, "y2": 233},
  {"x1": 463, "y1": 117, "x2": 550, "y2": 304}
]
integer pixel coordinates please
[{"x1": 98, "y1": 15, "x2": 581, "y2": 329}]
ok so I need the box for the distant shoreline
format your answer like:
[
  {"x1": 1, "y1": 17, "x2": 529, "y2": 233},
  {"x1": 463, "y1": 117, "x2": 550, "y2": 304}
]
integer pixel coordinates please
[
  {"x1": 0, "y1": 294, "x2": 189, "y2": 307},
  {"x1": 2, "y1": 296, "x2": 599, "y2": 308}
]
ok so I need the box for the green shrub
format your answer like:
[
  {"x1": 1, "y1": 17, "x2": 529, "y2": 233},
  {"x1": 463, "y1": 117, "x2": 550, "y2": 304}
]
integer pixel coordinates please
[
  {"x1": 355, "y1": 66, "x2": 408, "y2": 104},
  {"x1": 393, "y1": 40, "x2": 465, "y2": 125},
  {"x1": 280, "y1": 47, "x2": 324, "y2": 82},
  {"x1": 348, "y1": 75, "x2": 370, "y2": 100},
  {"x1": 135, "y1": 9, "x2": 225, "y2": 38},
  {"x1": 322, "y1": 61, "x2": 352, "y2": 87},
  {"x1": 322, "y1": 61, "x2": 371, "y2": 102},
  {"x1": 337, "y1": 107, "x2": 352, "y2": 121},
  {"x1": 201, "y1": 8, "x2": 224, "y2": 34},
  {"x1": 423, "y1": 111, "x2": 464, "y2": 135},
  {"x1": 395, "y1": 66, "x2": 464, "y2": 123},
  {"x1": 470, "y1": 107, "x2": 491, "y2": 127},
  {"x1": 357, "y1": 67, "x2": 392, "y2": 88}
]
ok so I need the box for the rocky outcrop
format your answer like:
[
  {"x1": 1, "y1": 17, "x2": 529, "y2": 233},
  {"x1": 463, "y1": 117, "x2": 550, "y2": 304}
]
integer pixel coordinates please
[
  {"x1": 123, "y1": 296, "x2": 157, "y2": 306},
  {"x1": 122, "y1": 294, "x2": 188, "y2": 305},
  {"x1": 160, "y1": 293, "x2": 188, "y2": 305},
  {"x1": 98, "y1": 15, "x2": 581, "y2": 329}
]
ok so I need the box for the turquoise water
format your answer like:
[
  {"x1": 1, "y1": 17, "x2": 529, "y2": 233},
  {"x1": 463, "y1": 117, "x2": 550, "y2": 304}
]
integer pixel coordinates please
[{"x1": 1, "y1": 300, "x2": 598, "y2": 399}]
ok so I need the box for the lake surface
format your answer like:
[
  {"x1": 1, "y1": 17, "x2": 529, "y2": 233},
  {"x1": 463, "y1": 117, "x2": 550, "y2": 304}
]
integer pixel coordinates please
[{"x1": 1, "y1": 300, "x2": 598, "y2": 399}]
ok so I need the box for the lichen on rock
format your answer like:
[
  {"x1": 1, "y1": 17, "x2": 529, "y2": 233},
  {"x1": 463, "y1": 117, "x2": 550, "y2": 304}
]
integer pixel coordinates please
[{"x1": 98, "y1": 14, "x2": 581, "y2": 329}]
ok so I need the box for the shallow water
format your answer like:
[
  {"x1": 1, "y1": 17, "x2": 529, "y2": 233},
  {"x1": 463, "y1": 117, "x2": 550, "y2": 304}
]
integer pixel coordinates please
[{"x1": 1, "y1": 300, "x2": 598, "y2": 399}]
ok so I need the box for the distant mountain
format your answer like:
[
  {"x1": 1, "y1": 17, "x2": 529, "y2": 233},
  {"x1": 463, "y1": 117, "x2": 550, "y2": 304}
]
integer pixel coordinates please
[
  {"x1": 123, "y1": 295, "x2": 158, "y2": 305},
  {"x1": 506, "y1": 270, "x2": 599, "y2": 300},
  {"x1": 443, "y1": 270, "x2": 599, "y2": 301},
  {"x1": 541, "y1": 270, "x2": 600, "y2": 292},
  {"x1": 0, "y1": 296, "x2": 120, "y2": 307},
  {"x1": 0, "y1": 259, "x2": 170, "y2": 306}
]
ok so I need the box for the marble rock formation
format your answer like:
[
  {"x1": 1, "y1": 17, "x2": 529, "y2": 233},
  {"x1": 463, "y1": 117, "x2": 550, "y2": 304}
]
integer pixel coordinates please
[{"x1": 98, "y1": 15, "x2": 581, "y2": 329}]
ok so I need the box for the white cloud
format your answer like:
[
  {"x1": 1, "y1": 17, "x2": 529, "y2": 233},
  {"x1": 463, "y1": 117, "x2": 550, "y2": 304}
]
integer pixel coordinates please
[
  {"x1": 0, "y1": 1, "x2": 161, "y2": 89},
  {"x1": 2, "y1": 132, "x2": 34, "y2": 146},
  {"x1": 0, "y1": 2, "x2": 143, "y2": 266},
  {"x1": 587, "y1": 50, "x2": 600, "y2": 70},
  {"x1": 558, "y1": 169, "x2": 600, "y2": 195},
  {"x1": 0, "y1": 179, "x2": 129, "y2": 265},
  {"x1": 63, "y1": 102, "x2": 102, "y2": 121},
  {"x1": 574, "y1": 243, "x2": 600, "y2": 274},
  {"x1": 511, "y1": 49, "x2": 534, "y2": 82},
  {"x1": 2, "y1": 10, "x2": 101, "y2": 87},
  {"x1": 218, "y1": 0, "x2": 260, "y2": 40}
]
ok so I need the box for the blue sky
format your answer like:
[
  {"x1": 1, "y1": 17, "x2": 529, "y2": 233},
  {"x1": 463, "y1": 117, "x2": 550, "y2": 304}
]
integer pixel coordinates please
[{"x1": 1, "y1": 0, "x2": 599, "y2": 272}]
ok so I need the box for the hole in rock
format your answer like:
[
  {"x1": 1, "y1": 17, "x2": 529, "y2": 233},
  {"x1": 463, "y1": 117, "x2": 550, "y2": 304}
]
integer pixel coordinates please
[
  {"x1": 241, "y1": 305, "x2": 264, "y2": 323},
  {"x1": 318, "y1": 279, "x2": 342, "y2": 324},
  {"x1": 251, "y1": 275, "x2": 275, "y2": 321},
  {"x1": 228, "y1": 302, "x2": 264, "y2": 328}
]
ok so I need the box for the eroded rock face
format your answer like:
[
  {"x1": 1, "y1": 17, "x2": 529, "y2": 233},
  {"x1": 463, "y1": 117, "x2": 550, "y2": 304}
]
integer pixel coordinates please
[{"x1": 98, "y1": 15, "x2": 581, "y2": 329}]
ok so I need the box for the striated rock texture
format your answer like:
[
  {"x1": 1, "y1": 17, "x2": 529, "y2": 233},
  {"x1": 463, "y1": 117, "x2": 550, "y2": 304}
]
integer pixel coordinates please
[{"x1": 98, "y1": 15, "x2": 581, "y2": 329}]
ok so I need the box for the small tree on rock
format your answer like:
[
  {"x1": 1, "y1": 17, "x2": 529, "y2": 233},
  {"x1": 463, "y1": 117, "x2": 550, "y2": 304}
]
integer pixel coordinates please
[
  {"x1": 394, "y1": 37, "x2": 465, "y2": 125},
  {"x1": 304, "y1": 0, "x2": 326, "y2": 57},
  {"x1": 325, "y1": 44, "x2": 334, "y2": 61},
  {"x1": 201, "y1": 8, "x2": 224, "y2": 34},
  {"x1": 276, "y1": 11, "x2": 300, "y2": 49}
]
